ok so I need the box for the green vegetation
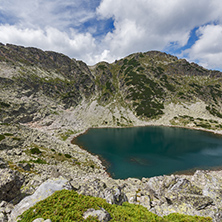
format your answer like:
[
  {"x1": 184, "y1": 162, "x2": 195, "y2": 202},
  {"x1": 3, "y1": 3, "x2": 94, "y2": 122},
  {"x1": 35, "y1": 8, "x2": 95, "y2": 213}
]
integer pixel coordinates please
[
  {"x1": 30, "y1": 147, "x2": 42, "y2": 155},
  {"x1": 4, "y1": 133, "x2": 14, "y2": 136},
  {"x1": 124, "y1": 70, "x2": 165, "y2": 118},
  {"x1": 206, "y1": 106, "x2": 222, "y2": 118},
  {"x1": 0, "y1": 101, "x2": 10, "y2": 108},
  {"x1": 19, "y1": 190, "x2": 212, "y2": 222},
  {"x1": 30, "y1": 158, "x2": 47, "y2": 164},
  {"x1": 64, "y1": 153, "x2": 72, "y2": 158},
  {"x1": 0, "y1": 134, "x2": 6, "y2": 141},
  {"x1": 98, "y1": 64, "x2": 107, "y2": 70},
  {"x1": 128, "y1": 58, "x2": 140, "y2": 67},
  {"x1": 59, "y1": 130, "x2": 75, "y2": 141},
  {"x1": 170, "y1": 115, "x2": 222, "y2": 130}
]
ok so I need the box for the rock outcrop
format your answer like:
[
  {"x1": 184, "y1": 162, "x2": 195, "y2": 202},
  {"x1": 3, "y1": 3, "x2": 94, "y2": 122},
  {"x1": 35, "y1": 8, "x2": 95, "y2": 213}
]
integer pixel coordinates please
[
  {"x1": 7, "y1": 170, "x2": 222, "y2": 221},
  {"x1": 0, "y1": 169, "x2": 23, "y2": 202},
  {"x1": 9, "y1": 177, "x2": 73, "y2": 222}
]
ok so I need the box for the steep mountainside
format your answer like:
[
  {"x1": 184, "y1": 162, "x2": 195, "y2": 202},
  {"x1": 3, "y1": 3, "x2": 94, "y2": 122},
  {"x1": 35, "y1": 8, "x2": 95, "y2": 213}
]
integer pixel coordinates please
[
  {"x1": 1, "y1": 43, "x2": 222, "y2": 131},
  {"x1": 1, "y1": 43, "x2": 222, "y2": 221}
]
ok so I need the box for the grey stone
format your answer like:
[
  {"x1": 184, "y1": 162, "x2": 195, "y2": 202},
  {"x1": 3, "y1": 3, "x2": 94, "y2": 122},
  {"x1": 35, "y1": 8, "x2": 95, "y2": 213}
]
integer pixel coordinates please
[
  {"x1": 0, "y1": 202, "x2": 7, "y2": 208},
  {"x1": 9, "y1": 177, "x2": 73, "y2": 222},
  {"x1": 0, "y1": 212, "x2": 7, "y2": 222},
  {"x1": 0, "y1": 159, "x2": 7, "y2": 169},
  {"x1": 83, "y1": 208, "x2": 111, "y2": 222},
  {"x1": 51, "y1": 168, "x2": 61, "y2": 178},
  {"x1": 32, "y1": 219, "x2": 44, "y2": 222},
  {"x1": 18, "y1": 163, "x2": 31, "y2": 171},
  {"x1": 0, "y1": 169, "x2": 23, "y2": 202},
  {"x1": 77, "y1": 179, "x2": 128, "y2": 205}
]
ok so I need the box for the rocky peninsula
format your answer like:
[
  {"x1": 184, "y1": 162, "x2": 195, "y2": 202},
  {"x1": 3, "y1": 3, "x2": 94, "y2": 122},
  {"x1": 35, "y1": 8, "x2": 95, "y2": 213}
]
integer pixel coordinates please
[{"x1": 0, "y1": 43, "x2": 222, "y2": 221}]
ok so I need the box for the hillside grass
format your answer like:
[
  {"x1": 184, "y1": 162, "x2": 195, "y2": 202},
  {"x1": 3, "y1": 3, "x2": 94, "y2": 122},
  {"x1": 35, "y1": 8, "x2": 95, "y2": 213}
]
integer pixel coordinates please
[{"x1": 19, "y1": 190, "x2": 212, "y2": 222}]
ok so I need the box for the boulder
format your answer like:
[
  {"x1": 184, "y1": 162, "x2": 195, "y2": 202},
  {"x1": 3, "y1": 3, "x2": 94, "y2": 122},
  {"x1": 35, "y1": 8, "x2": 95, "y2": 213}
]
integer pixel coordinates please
[
  {"x1": 83, "y1": 208, "x2": 111, "y2": 222},
  {"x1": 77, "y1": 179, "x2": 128, "y2": 205},
  {"x1": 9, "y1": 177, "x2": 73, "y2": 222},
  {"x1": 0, "y1": 159, "x2": 7, "y2": 169},
  {"x1": 0, "y1": 212, "x2": 7, "y2": 222},
  {"x1": 0, "y1": 169, "x2": 23, "y2": 202}
]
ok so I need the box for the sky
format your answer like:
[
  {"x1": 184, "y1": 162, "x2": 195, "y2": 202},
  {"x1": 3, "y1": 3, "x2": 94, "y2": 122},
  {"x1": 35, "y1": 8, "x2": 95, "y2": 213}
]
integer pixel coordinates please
[{"x1": 0, "y1": 0, "x2": 222, "y2": 71}]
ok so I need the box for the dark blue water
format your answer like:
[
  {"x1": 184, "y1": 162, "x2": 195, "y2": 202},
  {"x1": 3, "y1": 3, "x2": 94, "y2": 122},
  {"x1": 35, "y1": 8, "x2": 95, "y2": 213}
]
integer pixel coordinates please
[{"x1": 73, "y1": 126, "x2": 222, "y2": 179}]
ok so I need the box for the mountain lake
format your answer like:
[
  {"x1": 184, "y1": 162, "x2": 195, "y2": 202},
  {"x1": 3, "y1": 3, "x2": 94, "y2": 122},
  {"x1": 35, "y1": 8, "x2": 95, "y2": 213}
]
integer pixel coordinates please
[{"x1": 73, "y1": 126, "x2": 222, "y2": 179}]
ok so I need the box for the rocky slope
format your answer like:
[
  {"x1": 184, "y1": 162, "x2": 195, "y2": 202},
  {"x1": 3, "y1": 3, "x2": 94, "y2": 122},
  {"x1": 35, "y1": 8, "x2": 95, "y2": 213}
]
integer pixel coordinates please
[{"x1": 0, "y1": 43, "x2": 222, "y2": 221}]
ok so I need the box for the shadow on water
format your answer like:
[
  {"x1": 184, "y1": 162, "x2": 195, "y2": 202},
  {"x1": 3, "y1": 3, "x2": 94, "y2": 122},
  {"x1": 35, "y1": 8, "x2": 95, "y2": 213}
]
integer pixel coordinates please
[{"x1": 73, "y1": 126, "x2": 222, "y2": 179}]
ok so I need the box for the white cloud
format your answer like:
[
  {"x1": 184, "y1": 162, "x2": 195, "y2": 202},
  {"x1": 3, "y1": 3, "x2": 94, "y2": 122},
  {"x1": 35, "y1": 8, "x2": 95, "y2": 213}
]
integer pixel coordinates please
[
  {"x1": 96, "y1": 0, "x2": 222, "y2": 65},
  {"x1": 186, "y1": 25, "x2": 222, "y2": 70},
  {"x1": 0, "y1": 25, "x2": 97, "y2": 62},
  {"x1": 0, "y1": 0, "x2": 222, "y2": 69},
  {"x1": 0, "y1": 0, "x2": 97, "y2": 30}
]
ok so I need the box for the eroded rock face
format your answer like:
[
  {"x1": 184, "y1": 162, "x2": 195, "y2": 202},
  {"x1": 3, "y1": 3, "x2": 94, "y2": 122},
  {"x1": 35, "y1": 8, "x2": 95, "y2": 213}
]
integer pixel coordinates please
[
  {"x1": 0, "y1": 169, "x2": 23, "y2": 202},
  {"x1": 74, "y1": 178, "x2": 128, "y2": 205},
  {"x1": 118, "y1": 171, "x2": 222, "y2": 222},
  {"x1": 9, "y1": 177, "x2": 73, "y2": 222}
]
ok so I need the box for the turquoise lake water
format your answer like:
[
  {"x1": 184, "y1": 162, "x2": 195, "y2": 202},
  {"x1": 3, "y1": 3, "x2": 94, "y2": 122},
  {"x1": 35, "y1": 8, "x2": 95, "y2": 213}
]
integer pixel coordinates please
[{"x1": 73, "y1": 126, "x2": 222, "y2": 179}]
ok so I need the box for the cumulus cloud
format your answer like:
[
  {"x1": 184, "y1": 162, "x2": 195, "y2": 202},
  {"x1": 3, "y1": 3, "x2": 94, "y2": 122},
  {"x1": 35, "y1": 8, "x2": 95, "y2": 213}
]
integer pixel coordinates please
[
  {"x1": 186, "y1": 25, "x2": 222, "y2": 70},
  {"x1": 97, "y1": 0, "x2": 222, "y2": 67},
  {"x1": 0, "y1": 25, "x2": 96, "y2": 61},
  {"x1": 0, "y1": 0, "x2": 222, "y2": 69}
]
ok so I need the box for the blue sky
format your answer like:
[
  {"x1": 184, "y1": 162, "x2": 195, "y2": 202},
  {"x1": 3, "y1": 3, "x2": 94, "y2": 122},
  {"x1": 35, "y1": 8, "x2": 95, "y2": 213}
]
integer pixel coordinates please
[{"x1": 0, "y1": 0, "x2": 222, "y2": 71}]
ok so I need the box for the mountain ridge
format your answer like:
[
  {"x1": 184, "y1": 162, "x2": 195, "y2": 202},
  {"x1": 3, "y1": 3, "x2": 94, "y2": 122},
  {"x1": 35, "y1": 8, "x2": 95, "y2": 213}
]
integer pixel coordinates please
[{"x1": 2, "y1": 42, "x2": 222, "y2": 129}]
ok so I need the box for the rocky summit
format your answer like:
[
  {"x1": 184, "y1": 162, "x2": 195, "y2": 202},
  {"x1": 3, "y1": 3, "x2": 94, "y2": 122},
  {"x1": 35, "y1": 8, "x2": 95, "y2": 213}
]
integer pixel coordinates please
[{"x1": 0, "y1": 43, "x2": 222, "y2": 221}]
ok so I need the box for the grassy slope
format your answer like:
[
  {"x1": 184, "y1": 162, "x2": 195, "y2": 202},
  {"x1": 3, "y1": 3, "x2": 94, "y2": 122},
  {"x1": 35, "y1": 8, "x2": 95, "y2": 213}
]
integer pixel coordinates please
[
  {"x1": 19, "y1": 190, "x2": 212, "y2": 222},
  {"x1": 92, "y1": 51, "x2": 222, "y2": 120}
]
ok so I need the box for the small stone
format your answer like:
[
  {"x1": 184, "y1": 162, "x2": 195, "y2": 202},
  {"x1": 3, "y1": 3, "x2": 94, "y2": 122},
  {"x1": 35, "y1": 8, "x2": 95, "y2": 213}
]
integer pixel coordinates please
[
  {"x1": 32, "y1": 218, "x2": 44, "y2": 222},
  {"x1": 5, "y1": 206, "x2": 12, "y2": 214},
  {"x1": 83, "y1": 208, "x2": 111, "y2": 222},
  {"x1": 0, "y1": 202, "x2": 7, "y2": 208},
  {"x1": 51, "y1": 168, "x2": 60, "y2": 178}
]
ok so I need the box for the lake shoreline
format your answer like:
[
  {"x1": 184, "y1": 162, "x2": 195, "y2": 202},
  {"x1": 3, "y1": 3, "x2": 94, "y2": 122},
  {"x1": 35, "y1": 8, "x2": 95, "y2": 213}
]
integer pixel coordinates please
[
  {"x1": 71, "y1": 123, "x2": 222, "y2": 180},
  {"x1": 71, "y1": 122, "x2": 222, "y2": 141}
]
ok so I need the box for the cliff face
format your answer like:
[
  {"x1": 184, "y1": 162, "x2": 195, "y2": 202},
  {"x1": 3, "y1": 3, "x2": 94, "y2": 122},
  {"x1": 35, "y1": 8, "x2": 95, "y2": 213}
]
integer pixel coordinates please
[{"x1": 1, "y1": 43, "x2": 222, "y2": 221}]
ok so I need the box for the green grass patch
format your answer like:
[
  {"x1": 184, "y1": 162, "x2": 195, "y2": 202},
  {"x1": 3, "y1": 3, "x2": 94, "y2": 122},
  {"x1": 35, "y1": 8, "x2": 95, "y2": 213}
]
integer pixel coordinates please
[
  {"x1": 0, "y1": 134, "x2": 6, "y2": 141},
  {"x1": 30, "y1": 158, "x2": 47, "y2": 164},
  {"x1": 59, "y1": 130, "x2": 75, "y2": 141},
  {"x1": 64, "y1": 154, "x2": 72, "y2": 158},
  {"x1": 4, "y1": 133, "x2": 14, "y2": 136},
  {"x1": 13, "y1": 137, "x2": 21, "y2": 141},
  {"x1": 19, "y1": 190, "x2": 212, "y2": 222},
  {"x1": 30, "y1": 147, "x2": 42, "y2": 155}
]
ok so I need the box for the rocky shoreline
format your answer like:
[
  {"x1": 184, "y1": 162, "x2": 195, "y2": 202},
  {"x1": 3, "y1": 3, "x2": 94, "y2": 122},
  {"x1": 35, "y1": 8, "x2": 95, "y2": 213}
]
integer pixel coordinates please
[{"x1": 1, "y1": 122, "x2": 222, "y2": 221}]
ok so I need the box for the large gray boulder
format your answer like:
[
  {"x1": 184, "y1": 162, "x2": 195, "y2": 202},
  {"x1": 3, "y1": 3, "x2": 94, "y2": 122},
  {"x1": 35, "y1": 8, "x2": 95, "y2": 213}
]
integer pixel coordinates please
[
  {"x1": 0, "y1": 169, "x2": 23, "y2": 202},
  {"x1": 9, "y1": 177, "x2": 73, "y2": 222}
]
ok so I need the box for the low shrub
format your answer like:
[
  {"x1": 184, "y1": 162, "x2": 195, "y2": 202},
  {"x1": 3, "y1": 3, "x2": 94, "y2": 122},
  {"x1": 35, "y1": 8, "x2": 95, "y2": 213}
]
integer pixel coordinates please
[
  {"x1": 19, "y1": 190, "x2": 212, "y2": 222},
  {"x1": 30, "y1": 147, "x2": 42, "y2": 155}
]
